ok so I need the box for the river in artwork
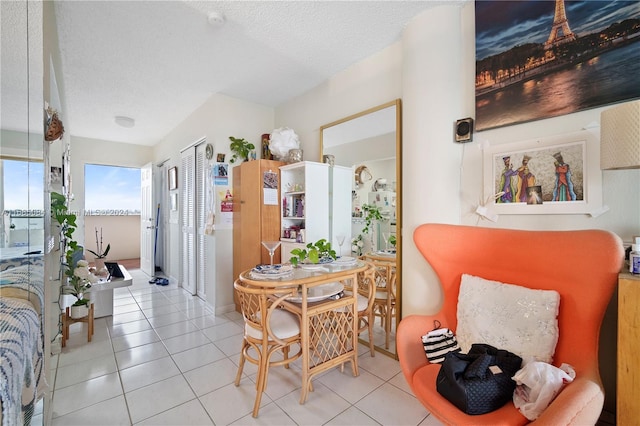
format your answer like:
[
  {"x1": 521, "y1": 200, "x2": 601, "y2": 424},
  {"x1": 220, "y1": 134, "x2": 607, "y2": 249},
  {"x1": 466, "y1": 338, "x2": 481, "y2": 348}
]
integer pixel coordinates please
[{"x1": 476, "y1": 41, "x2": 640, "y2": 130}]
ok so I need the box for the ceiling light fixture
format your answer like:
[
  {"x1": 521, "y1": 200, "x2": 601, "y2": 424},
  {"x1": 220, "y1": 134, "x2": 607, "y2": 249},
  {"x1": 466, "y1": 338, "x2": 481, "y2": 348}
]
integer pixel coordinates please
[
  {"x1": 115, "y1": 116, "x2": 135, "y2": 128},
  {"x1": 207, "y1": 11, "x2": 226, "y2": 27}
]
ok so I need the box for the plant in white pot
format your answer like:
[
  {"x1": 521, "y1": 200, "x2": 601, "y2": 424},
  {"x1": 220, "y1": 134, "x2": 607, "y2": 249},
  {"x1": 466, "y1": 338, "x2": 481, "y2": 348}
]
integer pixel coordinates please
[
  {"x1": 289, "y1": 239, "x2": 337, "y2": 267},
  {"x1": 62, "y1": 258, "x2": 98, "y2": 318},
  {"x1": 87, "y1": 227, "x2": 110, "y2": 275}
]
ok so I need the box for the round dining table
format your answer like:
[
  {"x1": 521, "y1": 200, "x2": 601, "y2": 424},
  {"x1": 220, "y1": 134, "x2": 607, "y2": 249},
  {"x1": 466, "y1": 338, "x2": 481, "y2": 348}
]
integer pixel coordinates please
[{"x1": 239, "y1": 259, "x2": 370, "y2": 404}]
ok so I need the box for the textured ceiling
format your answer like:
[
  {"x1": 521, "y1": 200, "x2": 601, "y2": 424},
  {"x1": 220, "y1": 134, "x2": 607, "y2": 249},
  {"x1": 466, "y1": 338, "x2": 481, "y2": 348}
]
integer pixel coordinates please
[
  {"x1": 1, "y1": 1, "x2": 43, "y2": 140},
  {"x1": 4, "y1": 1, "x2": 466, "y2": 146}
]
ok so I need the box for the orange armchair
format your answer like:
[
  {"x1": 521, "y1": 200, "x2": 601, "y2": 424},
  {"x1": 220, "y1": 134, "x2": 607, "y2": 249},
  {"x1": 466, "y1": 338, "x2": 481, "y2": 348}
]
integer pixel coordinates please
[{"x1": 398, "y1": 224, "x2": 623, "y2": 425}]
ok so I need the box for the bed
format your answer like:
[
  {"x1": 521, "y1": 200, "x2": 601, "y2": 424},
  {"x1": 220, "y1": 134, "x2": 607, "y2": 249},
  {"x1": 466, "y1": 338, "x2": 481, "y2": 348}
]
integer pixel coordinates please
[
  {"x1": 0, "y1": 263, "x2": 47, "y2": 426},
  {"x1": 0, "y1": 247, "x2": 44, "y2": 272}
]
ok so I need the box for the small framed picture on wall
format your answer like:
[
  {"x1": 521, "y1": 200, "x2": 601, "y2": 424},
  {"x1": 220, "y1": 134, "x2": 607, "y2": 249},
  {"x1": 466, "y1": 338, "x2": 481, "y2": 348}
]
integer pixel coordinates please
[
  {"x1": 168, "y1": 166, "x2": 178, "y2": 190},
  {"x1": 170, "y1": 193, "x2": 178, "y2": 211}
]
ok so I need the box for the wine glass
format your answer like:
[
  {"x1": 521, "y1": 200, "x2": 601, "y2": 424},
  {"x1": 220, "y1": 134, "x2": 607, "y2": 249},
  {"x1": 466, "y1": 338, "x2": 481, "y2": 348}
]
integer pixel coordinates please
[
  {"x1": 336, "y1": 235, "x2": 346, "y2": 256},
  {"x1": 382, "y1": 232, "x2": 390, "y2": 251},
  {"x1": 261, "y1": 241, "x2": 281, "y2": 265}
]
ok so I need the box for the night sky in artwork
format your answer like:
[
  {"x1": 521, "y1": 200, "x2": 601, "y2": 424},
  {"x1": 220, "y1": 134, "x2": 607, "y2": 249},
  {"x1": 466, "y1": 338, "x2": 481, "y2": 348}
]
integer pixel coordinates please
[{"x1": 475, "y1": 1, "x2": 640, "y2": 60}]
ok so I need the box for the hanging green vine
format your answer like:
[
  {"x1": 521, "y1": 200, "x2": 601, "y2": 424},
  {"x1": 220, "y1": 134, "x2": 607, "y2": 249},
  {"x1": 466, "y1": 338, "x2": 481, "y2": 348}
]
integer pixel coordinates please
[
  {"x1": 51, "y1": 191, "x2": 78, "y2": 255},
  {"x1": 360, "y1": 203, "x2": 385, "y2": 235}
]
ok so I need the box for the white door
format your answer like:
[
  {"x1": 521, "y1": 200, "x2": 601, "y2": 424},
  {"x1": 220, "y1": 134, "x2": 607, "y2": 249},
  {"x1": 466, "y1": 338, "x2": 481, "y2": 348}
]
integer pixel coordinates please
[
  {"x1": 195, "y1": 145, "x2": 207, "y2": 299},
  {"x1": 181, "y1": 148, "x2": 196, "y2": 295},
  {"x1": 140, "y1": 162, "x2": 155, "y2": 276}
]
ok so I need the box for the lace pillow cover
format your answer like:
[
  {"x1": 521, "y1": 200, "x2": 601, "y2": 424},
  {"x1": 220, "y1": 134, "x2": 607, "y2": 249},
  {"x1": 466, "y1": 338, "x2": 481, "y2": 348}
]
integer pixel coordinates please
[{"x1": 456, "y1": 274, "x2": 560, "y2": 363}]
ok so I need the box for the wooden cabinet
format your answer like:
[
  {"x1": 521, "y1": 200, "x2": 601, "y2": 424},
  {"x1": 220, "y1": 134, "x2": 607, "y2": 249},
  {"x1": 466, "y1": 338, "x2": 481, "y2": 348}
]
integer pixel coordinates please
[
  {"x1": 232, "y1": 160, "x2": 284, "y2": 308},
  {"x1": 279, "y1": 161, "x2": 351, "y2": 259},
  {"x1": 617, "y1": 270, "x2": 640, "y2": 424}
]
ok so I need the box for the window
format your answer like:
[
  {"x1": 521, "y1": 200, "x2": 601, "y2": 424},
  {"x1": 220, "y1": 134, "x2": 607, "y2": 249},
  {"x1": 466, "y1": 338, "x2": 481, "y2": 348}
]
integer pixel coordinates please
[
  {"x1": 1, "y1": 159, "x2": 44, "y2": 247},
  {"x1": 2, "y1": 159, "x2": 44, "y2": 211},
  {"x1": 84, "y1": 164, "x2": 141, "y2": 215}
]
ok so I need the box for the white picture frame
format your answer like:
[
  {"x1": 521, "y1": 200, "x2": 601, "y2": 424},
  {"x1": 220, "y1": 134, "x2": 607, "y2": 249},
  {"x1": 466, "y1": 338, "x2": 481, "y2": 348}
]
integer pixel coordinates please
[
  {"x1": 168, "y1": 166, "x2": 178, "y2": 190},
  {"x1": 170, "y1": 193, "x2": 178, "y2": 211},
  {"x1": 483, "y1": 129, "x2": 602, "y2": 215}
]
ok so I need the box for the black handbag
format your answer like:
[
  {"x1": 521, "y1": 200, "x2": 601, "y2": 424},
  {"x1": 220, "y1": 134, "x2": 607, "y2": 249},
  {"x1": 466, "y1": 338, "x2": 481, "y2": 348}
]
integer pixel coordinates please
[{"x1": 436, "y1": 343, "x2": 523, "y2": 415}]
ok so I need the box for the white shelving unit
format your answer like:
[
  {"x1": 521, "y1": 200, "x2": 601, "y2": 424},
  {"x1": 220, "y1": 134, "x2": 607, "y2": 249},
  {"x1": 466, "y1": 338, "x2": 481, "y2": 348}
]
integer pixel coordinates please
[
  {"x1": 279, "y1": 161, "x2": 351, "y2": 260},
  {"x1": 330, "y1": 165, "x2": 352, "y2": 257}
]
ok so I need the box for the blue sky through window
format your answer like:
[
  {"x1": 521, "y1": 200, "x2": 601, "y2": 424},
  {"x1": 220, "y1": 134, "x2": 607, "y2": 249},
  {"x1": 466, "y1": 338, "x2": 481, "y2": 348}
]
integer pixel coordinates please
[
  {"x1": 2, "y1": 159, "x2": 44, "y2": 210},
  {"x1": 85, "y1": 164, "x2": 141, "y2": 214}
]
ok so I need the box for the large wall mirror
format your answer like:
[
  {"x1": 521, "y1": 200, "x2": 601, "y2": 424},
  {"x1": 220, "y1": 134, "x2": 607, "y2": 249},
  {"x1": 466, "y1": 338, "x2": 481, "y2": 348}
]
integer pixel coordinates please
[
  {"x1": 320, "y1": 99, "x2": 402, "y2": 358},
  {"x1": 1, "y1": 0, "x2": 49, "y2": 423}
]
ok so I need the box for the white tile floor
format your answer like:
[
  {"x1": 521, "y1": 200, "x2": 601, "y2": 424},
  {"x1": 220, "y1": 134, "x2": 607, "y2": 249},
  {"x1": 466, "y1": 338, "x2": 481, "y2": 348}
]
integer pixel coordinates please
[{"x1": 49, "y1": 269, "x2": 441, "y2": 425}]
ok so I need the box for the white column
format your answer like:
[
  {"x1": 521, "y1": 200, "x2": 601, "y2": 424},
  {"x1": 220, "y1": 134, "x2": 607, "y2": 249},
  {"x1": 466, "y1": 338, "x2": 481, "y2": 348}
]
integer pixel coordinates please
[{"x1": 401, "y1": 4, "x2": 474, "y2": 316}]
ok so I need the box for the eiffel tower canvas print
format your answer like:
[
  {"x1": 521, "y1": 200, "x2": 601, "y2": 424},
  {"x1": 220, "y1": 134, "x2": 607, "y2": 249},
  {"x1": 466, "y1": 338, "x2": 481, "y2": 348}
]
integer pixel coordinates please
[{"x1": 475, "y1": 0, "x2": 640, "y2": 131}]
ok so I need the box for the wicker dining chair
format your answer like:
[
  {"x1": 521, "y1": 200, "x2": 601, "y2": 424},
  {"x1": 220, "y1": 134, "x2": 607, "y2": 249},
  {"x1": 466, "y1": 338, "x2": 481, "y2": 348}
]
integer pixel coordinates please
[
  {"x1": 355, "y1": 263, "x2": 377, "y2": 356},
  {"x1": 362, "y1": 254, "x2": 397, "y2": 349},
  {"x1": 334, "y1": 263, "x2": 377, "y2": 357},
  {"x1": 233, "y1": 279, "x2": 302, "y2": 417}
]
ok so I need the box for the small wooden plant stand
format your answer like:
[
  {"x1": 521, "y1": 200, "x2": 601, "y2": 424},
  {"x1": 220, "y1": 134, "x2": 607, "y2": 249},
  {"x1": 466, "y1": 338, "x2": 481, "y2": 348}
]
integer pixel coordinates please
[{"x1": 62, "y1": 303, "x2": 94, "y2": 347}]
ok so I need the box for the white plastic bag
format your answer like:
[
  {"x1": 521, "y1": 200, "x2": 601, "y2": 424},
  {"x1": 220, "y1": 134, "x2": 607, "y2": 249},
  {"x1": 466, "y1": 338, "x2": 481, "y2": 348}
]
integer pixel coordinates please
[{"x1": 512, "y1": 360, "x2": 576, "y2": 420}]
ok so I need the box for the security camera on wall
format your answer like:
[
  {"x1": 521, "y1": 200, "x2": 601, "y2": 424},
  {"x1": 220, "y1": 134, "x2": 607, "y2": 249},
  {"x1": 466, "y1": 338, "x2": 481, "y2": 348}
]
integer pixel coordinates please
[{"x1": 455, "y1": 118, "x2": 474, "y2": 143}]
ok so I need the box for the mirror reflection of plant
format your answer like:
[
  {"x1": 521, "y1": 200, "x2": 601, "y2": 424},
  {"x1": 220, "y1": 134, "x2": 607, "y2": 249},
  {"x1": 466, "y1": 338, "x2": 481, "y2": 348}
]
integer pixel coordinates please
[
  {"x1": 361, "y1": 203, "x2": 386, "y2": 235},
  {"x1": 228, "y1": 136, "x2": 255, "y2": 163},
  {"x1": 388, "y1": 235, "x2": 397, "y2": 247},
  {"x1": 289, "y1": 239, "x2": 337, "y2": 266},
  {"x1": 351, "y1": 234, "x2": 364, "y2": 256}
]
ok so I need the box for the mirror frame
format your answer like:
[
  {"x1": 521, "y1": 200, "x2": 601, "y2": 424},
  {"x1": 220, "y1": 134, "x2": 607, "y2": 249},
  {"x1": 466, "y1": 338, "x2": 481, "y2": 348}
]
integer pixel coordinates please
[{"x1": 319, "y1": 98, "x2": 402, "y2": 358}]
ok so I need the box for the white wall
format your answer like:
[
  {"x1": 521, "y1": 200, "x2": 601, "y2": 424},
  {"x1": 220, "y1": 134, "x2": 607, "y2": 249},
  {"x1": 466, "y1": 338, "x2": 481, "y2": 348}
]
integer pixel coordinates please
[
  {"x1": 402, "y1": 5, "x2": 468, "y2": 316},
  {"x1": 153, "y1": 93, "x2": 275, "y2": 312},
  {"x1": 84, "y1": 215, "x2": 140, "y2": 260},
  {"x1": 277, "y1": 2, "x2": 639, "y2": 317},
  {"x1": 276, "y1": 43, "x2": 403, "y2": 163}
]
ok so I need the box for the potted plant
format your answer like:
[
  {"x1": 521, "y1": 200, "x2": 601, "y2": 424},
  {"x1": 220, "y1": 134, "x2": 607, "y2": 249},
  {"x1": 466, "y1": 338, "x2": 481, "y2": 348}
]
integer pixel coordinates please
[
  {"x1": 62, "y1": 259, "x2": 98, "y2": 318},
  {"x1": 52, "y1": 191, "x2": 83, "y2": 276},
  {"x1": 352, "y1": 203, "x2": 388, "y2": 253},
  {"x1": 53, "y1": 191, "x2": 98, "y2": 318},
  {"x1": 87, "y1": 227, "x2": 110, "y2": 274},
  {"x1": 289, "y1": 239, "x2": 337, "y2": 267},
  {"x1": 228, "y1": 136, "x2": 255, "y2": 163}
]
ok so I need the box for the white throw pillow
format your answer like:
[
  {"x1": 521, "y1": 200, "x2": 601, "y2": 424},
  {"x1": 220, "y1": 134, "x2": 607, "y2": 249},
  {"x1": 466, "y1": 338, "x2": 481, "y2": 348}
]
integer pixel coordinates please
[{"x1": 456, "y1": 274, "x2": 560, "y2": 363}]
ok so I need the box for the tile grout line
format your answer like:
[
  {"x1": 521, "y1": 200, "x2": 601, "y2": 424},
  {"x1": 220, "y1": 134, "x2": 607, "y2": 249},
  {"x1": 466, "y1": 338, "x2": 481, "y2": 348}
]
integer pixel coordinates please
[{"x1": 55, "y1": 270, "x2": 421, "y2": 425}]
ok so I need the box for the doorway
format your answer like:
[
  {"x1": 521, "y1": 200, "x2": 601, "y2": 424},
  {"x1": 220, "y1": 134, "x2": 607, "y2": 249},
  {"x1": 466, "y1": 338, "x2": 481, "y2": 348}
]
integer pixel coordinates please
[{"x1": 84, "y1": 164, "x2": 142, "y2": 268}]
